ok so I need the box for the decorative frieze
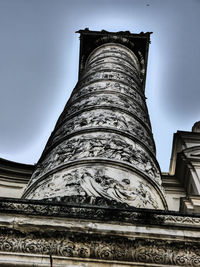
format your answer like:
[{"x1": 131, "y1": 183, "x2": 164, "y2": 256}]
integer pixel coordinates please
[
  {"x1": 28, "y1": 133, "x2": 161, "y2": 187},
  {"x1": 70, "y1": 81, "x2": 146, "y2": 109},
  {"x1": 46, "y1": 109, "x2": 155, "y2": 153},
  {"x1": 62, "y1": 93, "x2": 150, "y2": 125},
  {"x1": 86, "y1": 44, "x2": 140, "y2": 71},
  {"x1": 79, "y1": 69, "x2": 141, "y2": 91},
  {"x1": 0, "y1": 227, "x2": 199, "y2": 266},
  {"x1": 0, "y1": 196, "x2": 199, "y2": 266}
]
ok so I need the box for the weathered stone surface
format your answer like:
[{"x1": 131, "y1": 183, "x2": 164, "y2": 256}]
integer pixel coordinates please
[
  {"x1": 0, "y1": 229, "x2": 200, "y2": 266},
  {"x1": 22, "y1": 35, "x2": 166, "y2": 210},
  {"x1": 0, "y1": 198, "x2": 199, "y2": 266},
  {"x1": 46, "y1": 109, "x2": 155, "y2": 152},
  {"x1": 26, "y1": 165, "x2": 164, "y2": 209}
]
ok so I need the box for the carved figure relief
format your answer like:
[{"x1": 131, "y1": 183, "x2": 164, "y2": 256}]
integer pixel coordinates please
[
  {"x1": 46, "y1": 109, "x2": 155, "y2": 153},
  {"x1": 87, "y1": 47, "x2": 140, "y2": 71},
  {"x1": 79, "y1": 69, "x2": 141, "y2": 90},
  {"x1": 88, "y1": 45, "x2": 135, "y2": 58},
  {"x1": 27, "y1": 166, "x2": 159, "y2": 209},
  {"x1": 87, "y1": 56, "x2": 138, "y2": 74},
  {"x1": 83, "y1": 61, "x2": 140, "y2": 82},
  {"x1": 85, "y1": 50, "x2": 141, "y2": 84},
  {"x1": 29, "y1": 133, "x2": 161, "y2": 188},
  {"x1": 71, "y1": 81, "x2": 145, "y2": 109},
  {"x1": 63, "y1": 93, "x2": 150, "y2": 126}
]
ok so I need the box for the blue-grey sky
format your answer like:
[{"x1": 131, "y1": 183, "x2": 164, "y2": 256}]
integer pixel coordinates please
[{"x1": 0, "y1": 0, "x2": 200, "y2": 171}]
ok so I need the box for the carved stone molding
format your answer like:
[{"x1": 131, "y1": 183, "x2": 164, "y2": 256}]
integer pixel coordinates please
[
  {"x1": 93, "y1": 32, "x2": 136, "y2": 46},
  {"x1": 0, "y1": 198, "x2": 200, "y2": 227},
  {"x1": 0, "y1": 227, "x2": 199, "y2": 266}
]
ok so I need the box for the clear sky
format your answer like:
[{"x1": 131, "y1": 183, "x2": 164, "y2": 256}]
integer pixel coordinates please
[{"x1": 0, "y1": 0, "x2": 200, "y2": 172}]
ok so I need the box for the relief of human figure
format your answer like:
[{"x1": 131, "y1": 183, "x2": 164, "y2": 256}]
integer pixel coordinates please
[{"x1": 79, "y1": 169, "x2": 149, "y2": 206}]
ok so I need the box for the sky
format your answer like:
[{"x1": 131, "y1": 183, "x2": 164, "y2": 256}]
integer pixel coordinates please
[{"x1": 0, "y1": 0, "x2": 200, "y2": 172}]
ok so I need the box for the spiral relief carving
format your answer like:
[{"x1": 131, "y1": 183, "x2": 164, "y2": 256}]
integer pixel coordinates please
[
  {"x1": 71, "y1": 81, "x2": 145, "y2": 108},
  {"x1": 30, "y1": 133, "x2": 161, "y2": 186},
  {"x1": 79, "y1": 70, "x2": 141, "y2": 91},
  {"x1": 45, "y1": 109, "x2": 155, "y2": 153},
  {"x1": 23, "y1": 40, "x2": 166, "y2": 210},
  {"x1": 62, "y1": 93, "x2": 150, "y2": 126}
]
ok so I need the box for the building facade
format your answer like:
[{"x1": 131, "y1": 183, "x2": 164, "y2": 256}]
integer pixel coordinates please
[{"x1": 0, "y1": 29, "x2": 200, "y2": 266}]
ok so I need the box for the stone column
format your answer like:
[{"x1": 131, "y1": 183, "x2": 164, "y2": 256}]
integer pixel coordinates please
[{"x1": 22, "y1": 36, "x2": 167, "y2": 210}]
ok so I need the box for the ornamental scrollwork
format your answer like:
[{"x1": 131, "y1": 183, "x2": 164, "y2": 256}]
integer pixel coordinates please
[{"x1": 0, "y1": 229, "x2": 199, "y2": 266}]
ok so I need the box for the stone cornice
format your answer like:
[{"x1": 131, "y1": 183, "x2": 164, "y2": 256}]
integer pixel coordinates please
[
  {"x1": 0, "y1": 158, "x2": 34, "y2": 183},
  {"x1": 0, "y1": 198, "x2": 200, "y2": 266},
  {"x1": 0, "y1": 197, "x2": 200, "y2": 229}
]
